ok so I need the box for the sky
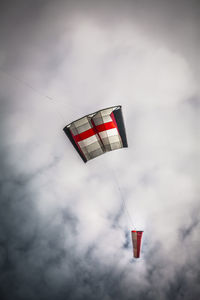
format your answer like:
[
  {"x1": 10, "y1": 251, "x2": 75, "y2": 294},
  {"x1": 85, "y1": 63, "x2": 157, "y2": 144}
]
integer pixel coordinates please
[{"x1": 0, "y1": 0, "x2": 199, "y2": 299}]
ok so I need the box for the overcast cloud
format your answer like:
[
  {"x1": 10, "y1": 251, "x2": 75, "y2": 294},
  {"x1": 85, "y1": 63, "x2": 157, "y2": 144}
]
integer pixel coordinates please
[{"x1": 0, "y1": 0, "x2": 199, "y2": 299}]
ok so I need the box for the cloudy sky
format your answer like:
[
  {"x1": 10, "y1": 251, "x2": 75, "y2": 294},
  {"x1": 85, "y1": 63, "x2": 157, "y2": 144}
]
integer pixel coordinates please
[{"x1": 0, "y1": 0, "x2": 199, "y2": 299}]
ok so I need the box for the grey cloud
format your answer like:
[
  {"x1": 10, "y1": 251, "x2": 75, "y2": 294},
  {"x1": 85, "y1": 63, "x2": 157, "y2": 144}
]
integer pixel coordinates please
[
  {"x1": 0, "y1": 154, "x2": 200, "y2": 298},
  {"x1": 186, "y1": 95, "x2": 200, "y2": 110},
  {"x1": 1, "y1": 0, "x2": 199, "y2": 73}
]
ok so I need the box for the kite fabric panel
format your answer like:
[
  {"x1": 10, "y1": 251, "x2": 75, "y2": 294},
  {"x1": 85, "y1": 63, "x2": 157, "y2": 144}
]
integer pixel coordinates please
[
  {"x1": 131, "y1": 231, "x2": 143, "y2": 258},
  {"x1": 63, "y1": 105, "x2": 128, "y2": 162}
]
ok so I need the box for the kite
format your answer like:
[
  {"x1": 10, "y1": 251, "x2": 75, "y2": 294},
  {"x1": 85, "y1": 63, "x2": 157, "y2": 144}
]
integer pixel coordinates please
[{"x1": 63, "y1": 105, "x2": 128, "y2": 162}]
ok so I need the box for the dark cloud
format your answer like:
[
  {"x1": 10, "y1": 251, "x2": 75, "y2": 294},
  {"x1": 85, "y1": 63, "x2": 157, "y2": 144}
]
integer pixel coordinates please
[
  {"x1": 1, "y1": 0, "x2": 199, "y2": 74},
  {"x1": 0, "y1": 157, "x2": 200, "y2": 298}
]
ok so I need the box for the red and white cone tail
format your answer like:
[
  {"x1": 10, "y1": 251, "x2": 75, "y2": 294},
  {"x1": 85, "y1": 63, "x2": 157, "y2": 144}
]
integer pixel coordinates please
[{"x1": 131, "y1": 231, "x2": 143, "y2": 258}]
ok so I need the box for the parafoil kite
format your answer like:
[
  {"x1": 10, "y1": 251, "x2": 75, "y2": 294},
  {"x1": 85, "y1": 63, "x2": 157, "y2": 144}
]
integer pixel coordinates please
[
  {"x1": 64, "y1": 105, "x2": 143, "y2": 258},
  {"x1": 63, "y1": 105, "x2": 128, "y2": 162}
]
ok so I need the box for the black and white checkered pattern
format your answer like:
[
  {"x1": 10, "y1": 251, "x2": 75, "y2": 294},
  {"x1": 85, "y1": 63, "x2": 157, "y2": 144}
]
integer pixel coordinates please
[
  {"x1": 68, "y1": 106, "x2": 123, "y2": 161},
  {"x1": 92, "y1": 108, "x2": 123, "y2": 152}
]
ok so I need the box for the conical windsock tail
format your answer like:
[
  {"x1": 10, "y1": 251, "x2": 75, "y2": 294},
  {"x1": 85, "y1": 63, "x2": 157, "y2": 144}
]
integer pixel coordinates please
[{"x1": 131, "y1": 231, "x2": 143, "y2": 258}]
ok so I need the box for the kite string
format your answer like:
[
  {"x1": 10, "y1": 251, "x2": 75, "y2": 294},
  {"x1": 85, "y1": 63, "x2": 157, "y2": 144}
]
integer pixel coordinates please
[
  {"x1": 0, "y1": 69, "x2": 77, "y2": 120},
  {"x1": 109, "y1": 165, "x2": 135, "y2": 230}
]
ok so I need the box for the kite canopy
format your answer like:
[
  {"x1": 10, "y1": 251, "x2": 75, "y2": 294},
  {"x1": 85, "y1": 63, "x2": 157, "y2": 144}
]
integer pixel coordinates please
[
  {"x1": 63, "y1": 105, "x2": 128, "y2": 162},
  {"x1": 131, "y1": 231, "x2": 143, "y2": 258}
]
